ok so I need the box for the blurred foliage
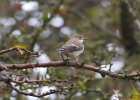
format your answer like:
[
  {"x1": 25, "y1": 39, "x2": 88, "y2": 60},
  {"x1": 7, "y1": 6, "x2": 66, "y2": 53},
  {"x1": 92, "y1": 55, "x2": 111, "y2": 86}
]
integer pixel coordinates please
[{"x1": 0, "y1": 0, "x2": 140, "y2": 100}]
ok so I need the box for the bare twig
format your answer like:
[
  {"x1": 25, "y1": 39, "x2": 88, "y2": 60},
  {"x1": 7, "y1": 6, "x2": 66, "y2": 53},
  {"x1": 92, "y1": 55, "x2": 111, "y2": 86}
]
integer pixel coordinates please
[
  {"x1": 8, "y1": 82, "x2": 73, "y2": 97},
  {"x1": 0, "y1": 46, "x2": 40, "y2": 70},
  {"x1": 0, "y1": 62, "x2": 10, "y2": 71},
  {"x1": 0, "y1": 46, "x2": 40, "y2": 57},
  {"x1": 0, "y1": 73, "x2": 73, "y2": 97},
  {"x1": 11, "y1": 76, "x2": 77, "y2": 84}
]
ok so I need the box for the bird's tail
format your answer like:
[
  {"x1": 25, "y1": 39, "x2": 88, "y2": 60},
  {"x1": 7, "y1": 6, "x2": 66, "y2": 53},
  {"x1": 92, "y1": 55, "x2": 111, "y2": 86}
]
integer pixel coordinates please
[
  {"x1": 56, "y1": 48, "x2": 65, "y2": 54},
  {"x1": 56, "y1": 48, "x2": 61, "y2": 54}
]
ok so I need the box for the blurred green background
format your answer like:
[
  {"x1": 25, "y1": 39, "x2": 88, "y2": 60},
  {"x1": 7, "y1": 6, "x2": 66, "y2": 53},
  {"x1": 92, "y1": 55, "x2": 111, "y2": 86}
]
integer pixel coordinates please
[{"x1": 0, "y1": 0, "x2": 140, "y2": 100}]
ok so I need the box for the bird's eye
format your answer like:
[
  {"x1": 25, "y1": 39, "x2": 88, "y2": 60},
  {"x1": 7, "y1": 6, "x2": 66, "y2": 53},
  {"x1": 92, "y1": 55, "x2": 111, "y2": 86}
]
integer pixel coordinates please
[{"x1": 79, "y1": 37, "x2": 81, "y2": 39}]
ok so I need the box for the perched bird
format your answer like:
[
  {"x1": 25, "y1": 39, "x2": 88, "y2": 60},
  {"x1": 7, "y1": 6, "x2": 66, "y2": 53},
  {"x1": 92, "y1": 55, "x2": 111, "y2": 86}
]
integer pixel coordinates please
[{"x1": 57, "y1": 34, "x2": 86, "y2": 62}]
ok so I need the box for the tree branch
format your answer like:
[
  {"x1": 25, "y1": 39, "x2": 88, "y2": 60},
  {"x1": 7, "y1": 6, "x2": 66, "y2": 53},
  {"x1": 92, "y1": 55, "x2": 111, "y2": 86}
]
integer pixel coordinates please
[
  {"x1": 0, "y1": 73, "x2": 73, "y2": 97},
  {"x1": 4, "y1": 61, "x2": 140, "y2": 81},
  {"x1": 8, "y1": 82, "x2": 72, "y2": 97},
  {"x1": 0, "y1": 46, "x2": 140, "y2": 98},
  {"x1": 120, "y1": 1, "x2": 140, "y2": 54}
]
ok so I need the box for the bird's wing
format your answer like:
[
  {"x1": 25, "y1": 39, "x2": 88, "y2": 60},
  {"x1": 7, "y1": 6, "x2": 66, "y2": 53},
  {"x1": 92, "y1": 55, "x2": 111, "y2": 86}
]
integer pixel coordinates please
[{"x1": 57, "y1": 44, "x2": 83, "y2": 53}]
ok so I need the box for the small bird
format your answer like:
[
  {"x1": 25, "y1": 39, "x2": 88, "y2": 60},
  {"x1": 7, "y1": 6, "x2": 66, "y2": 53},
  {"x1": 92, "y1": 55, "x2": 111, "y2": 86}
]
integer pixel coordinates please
[{"x1": 57, "y1": 34, "x2": 86, "y2": 62}]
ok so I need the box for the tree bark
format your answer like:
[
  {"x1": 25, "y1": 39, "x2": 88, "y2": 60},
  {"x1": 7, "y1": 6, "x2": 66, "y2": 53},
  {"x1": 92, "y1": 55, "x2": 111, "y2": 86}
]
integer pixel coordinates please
[{"x1": 120, "y1": 1, "x2": 140, "y2": 55}]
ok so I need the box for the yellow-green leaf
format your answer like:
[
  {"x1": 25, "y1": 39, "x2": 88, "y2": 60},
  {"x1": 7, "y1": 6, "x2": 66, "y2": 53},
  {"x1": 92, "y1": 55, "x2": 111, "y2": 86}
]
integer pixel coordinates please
[{"x1": 130, "y1": 82, "x2": 140, "y2": 100}]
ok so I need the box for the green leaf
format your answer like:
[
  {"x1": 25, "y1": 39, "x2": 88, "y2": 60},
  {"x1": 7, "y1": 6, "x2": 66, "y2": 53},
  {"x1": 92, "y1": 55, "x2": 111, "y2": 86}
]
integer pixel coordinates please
[{"x1": 130, "y1": 82, "x2": 140, "y2": 100}]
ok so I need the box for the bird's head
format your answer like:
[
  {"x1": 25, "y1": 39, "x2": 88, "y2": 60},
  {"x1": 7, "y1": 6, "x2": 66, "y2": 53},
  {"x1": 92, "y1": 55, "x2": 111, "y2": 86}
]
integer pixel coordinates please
[{"x1": 70, "y1": 34, "x2": 87, "y2": 43}]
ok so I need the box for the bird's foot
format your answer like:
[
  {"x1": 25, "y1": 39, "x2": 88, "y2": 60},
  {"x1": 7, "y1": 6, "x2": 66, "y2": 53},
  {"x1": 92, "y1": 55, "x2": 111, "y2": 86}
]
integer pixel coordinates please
[
  {"x1": 75, "y1": 61, "x2": 79, "y2": 67},
  {"x1": 63, "y1": 59, "x2": 69, "y2": 64}
]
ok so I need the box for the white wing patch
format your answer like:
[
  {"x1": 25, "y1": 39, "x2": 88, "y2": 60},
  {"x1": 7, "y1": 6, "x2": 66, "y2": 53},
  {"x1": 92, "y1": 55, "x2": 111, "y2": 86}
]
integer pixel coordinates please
[{"x1": 70, "y1": 44, "x2": 79, "y2": 48}]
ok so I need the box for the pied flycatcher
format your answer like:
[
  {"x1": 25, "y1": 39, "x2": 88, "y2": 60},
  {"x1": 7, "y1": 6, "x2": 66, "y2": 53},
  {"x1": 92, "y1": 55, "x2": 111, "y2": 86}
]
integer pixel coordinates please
[{"x1": 57, "y1": 34, "x2": 86, "y2": 61}]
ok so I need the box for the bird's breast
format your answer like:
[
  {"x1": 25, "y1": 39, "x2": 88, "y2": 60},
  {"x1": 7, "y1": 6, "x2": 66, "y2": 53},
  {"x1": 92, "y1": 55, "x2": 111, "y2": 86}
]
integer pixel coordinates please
[
  {"x1": 65, "y1": 48, "x2": 84, "y2": 57},
  {"x1": 72, "y1": 49, "x2": 84, "y2": 57}
]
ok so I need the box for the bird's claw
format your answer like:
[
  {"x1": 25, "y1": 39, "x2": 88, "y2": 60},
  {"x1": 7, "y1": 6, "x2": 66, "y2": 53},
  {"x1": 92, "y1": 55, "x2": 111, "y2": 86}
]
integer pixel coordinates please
[{"x1": 63, "y1": 59, "x2": 69, "y2": 64}]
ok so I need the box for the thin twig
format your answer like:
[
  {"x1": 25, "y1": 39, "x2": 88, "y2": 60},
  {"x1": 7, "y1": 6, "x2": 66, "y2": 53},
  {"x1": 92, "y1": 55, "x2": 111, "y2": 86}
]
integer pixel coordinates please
[{"x1": 0, "y1": 46, "x2": 38, "y2": 55}]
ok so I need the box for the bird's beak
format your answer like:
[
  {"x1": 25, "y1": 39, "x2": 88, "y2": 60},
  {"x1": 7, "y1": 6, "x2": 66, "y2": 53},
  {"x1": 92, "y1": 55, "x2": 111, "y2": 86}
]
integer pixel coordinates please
[{"x1": 84, "y1": 38, "x2": 87, "y2": 40}]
